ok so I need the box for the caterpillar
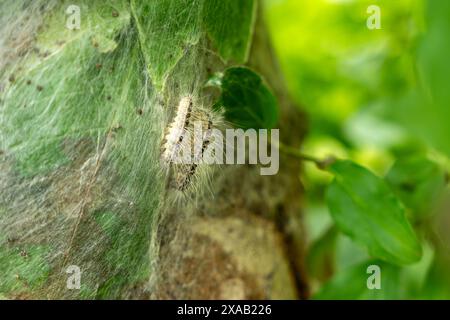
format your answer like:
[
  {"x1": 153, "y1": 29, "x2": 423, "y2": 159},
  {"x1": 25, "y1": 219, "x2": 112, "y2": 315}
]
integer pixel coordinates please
[
  {"x1": 161, "y1": 95, "x2": 193, "y2": 166},
  {"x1": 174, "y1": 114, "x2": 213, "y2": 191},
  {"x1": 161, "y1": 95, "x2": 218, "y2": 194}
]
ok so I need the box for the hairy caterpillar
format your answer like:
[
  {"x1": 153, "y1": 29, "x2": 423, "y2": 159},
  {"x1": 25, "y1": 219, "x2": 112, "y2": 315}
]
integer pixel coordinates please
[
  {"x1": 161, "y1": 95, "x2": 193, "y2": 165},
  {"x1": 161, "y1": 95, "x2": 219, "y2": 193},
  {"x1": 174, "y1": 114, "x2": 213, "y2": 191}
]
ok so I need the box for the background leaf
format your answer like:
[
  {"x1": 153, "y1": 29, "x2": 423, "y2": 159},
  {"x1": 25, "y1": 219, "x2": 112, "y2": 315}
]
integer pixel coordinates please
[
  {"x1": 388, "y1": 1, "x2": 450, "y2": 157},
  {"x1": 385, "y1": 156, "x2": 446, "y2": 219},
  {"x1": 326, "y1": 160, "x2": 422, "y2": 265}
]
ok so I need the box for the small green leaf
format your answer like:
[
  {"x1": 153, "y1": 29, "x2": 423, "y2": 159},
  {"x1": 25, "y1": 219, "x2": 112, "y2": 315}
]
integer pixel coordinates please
[
  {"x1": 385, "y1": 157, "x2": 446, "y2": 218},
  {"x1": 326, "y1": 160, "x2": 422, "y2": 265},
  {"x1": 203, "y1": 0, "x2": 256, "y2": 63},
  {"x1": 208, "y1": 67, "x2": 279, "y2": 129}
]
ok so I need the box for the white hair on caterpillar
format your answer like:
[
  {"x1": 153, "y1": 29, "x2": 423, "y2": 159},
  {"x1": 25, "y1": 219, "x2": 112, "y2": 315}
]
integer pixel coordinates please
[
  {"x1": 161, "y1": 95, "x2": 193, "y2": 166},
  {"x1": 161, "y1": 95, "x2": 225, "y2": 200}
]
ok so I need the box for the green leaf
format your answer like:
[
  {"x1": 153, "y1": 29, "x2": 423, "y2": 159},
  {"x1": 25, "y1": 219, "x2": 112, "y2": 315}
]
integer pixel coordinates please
[
  {"x1": 203, "y1": 0, "x2": 256, "y2": 63},
  {"x1": 130, "y1": 0, "x2": 202, "y2": 89},
  {"x1": 385, "y1": 157, "x2": 446, "y2": 219},
  {"x1": 326, "y1": 160, "x2": 422, "y2": 265},
  {"x1": 314, "y1": 260, "x2": 400, "y2": 300},
  {"x1": 208, "y1": 67, "x2": 279, "y2": 129}
]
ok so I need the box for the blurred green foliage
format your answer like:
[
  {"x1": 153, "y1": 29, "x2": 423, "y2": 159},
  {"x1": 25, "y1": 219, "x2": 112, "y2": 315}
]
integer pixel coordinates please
[
  {"x1": 326, "y1": 160, "x2": 422, "y2": 265},
  {"x1": 265, "y1": 0, "x2": 450, "y2": 299}
]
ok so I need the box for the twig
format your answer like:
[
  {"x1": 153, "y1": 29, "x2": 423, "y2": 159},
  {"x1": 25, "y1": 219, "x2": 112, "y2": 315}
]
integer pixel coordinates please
[{"x1": 275, "y1": 141, "x2": 336, "y2": 170}]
